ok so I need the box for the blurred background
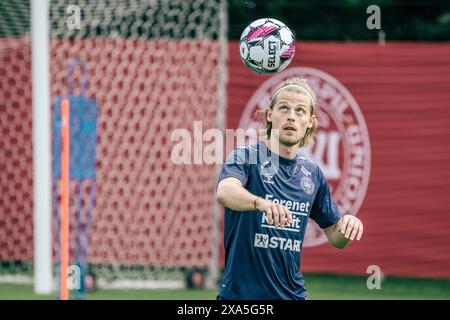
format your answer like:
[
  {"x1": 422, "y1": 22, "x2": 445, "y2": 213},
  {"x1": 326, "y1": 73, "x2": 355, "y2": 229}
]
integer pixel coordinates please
[{"x1": 0, "y1": 0, "x2": 450, "y2": 299}]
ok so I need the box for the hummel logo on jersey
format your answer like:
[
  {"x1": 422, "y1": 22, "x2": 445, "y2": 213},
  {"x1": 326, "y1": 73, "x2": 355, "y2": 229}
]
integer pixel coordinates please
[
  {"x1": 261, "y1": 171, "x2": 274, "y2": 183},
  {"x1": 254, "y1": 233, "x2": 301, "y2": 252},
  {"x1": 260, "y1": 161, "x2": 275, "y2": 184}
]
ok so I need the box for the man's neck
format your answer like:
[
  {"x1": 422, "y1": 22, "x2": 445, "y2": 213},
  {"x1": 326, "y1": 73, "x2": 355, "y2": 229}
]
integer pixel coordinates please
[{"x1": 266, "y1": 137, "x2": 299, "y2": 160}]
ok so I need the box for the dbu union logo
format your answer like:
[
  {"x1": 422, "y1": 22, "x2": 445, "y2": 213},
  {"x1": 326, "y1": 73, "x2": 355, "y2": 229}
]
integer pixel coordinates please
[{"x1": 239, "y1": 67, "x2": 371, "y2": 247}]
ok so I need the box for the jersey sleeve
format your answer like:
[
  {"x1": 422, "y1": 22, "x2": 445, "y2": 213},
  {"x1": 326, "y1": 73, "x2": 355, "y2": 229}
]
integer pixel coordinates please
[
  {"x1": 217, "y1": 147, "x2": 250, "y2": 187},
  {"x1": 309, "y1": 166, "x2": 342, "y2": 229}
]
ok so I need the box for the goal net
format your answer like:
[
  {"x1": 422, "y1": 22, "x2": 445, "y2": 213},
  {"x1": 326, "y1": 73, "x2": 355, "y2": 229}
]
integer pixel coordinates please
[{"x1": 0, "y1": 0, "x2": 227, "y2": 290}]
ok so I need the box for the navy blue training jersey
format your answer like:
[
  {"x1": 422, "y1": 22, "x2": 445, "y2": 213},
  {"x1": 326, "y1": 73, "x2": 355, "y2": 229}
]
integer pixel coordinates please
[{"x1": 217, "y1": 142, "x2": 341, "y2": 300}]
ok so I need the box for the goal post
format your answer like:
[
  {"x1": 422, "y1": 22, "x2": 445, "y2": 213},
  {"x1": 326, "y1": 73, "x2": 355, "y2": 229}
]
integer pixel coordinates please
[
  {"x1": 31, "y1": 0, "x2": 53, "y2": 295},
  {"x1": 1, "y1": 0, "x2": 228, "y2": 293}
]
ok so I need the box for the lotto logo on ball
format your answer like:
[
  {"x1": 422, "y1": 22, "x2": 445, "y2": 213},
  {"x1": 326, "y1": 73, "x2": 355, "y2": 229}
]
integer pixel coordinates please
[{"x1": 239, "y1": 18, "x2": 295, "y2": 74}]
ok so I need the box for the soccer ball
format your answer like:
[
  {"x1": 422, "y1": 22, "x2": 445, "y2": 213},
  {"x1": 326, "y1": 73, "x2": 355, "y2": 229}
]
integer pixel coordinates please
[{"x1": 239, "y1": 18, "x2": 295, "y2": 74}]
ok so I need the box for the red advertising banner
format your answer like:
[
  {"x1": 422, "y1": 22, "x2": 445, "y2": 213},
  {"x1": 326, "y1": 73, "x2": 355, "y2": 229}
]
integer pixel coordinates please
[{"x1": 226, "y1": 41, "x2": 450, "y2": 279}]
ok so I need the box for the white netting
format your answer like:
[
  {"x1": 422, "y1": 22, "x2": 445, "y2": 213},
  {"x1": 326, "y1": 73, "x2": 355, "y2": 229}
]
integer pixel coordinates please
[{"x1": 0, "y1": 0, "x2": 226, "y2": 289}]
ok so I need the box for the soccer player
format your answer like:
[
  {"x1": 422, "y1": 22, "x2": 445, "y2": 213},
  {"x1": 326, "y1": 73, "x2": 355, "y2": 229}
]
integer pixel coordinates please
[{"x1": 216, "y1": 77, "x2": 364, "y2": 300}]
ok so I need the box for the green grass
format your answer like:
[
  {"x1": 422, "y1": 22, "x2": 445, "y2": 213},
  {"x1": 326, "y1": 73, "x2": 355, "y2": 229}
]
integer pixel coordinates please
[
  {"x1": 303, "y1": 273, "x2": 450, "y2": 300},
  {"x1": 1, "y1": 273, "x2": 449, "y2": 300}
]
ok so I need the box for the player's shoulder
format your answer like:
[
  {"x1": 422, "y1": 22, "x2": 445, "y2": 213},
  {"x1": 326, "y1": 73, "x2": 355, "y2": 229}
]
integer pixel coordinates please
[
  {"x1": 238, "y1": 143, "x2": 260, "y2": 155},
  {"x1": 229, "y1": 143, "x2": 259, "y2": 156},
  {"x1": 225, "y1": 143, "x2": 259, "y2": 164}
]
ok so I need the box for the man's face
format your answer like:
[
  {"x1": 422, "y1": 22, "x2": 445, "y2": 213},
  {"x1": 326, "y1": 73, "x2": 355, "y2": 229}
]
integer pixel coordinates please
[{"x1": 267, "y1": 90, "x2": 315, "y2": 147}]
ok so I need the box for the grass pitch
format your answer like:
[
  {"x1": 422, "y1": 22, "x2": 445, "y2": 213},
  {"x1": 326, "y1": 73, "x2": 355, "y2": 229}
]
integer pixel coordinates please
[{"x1": 0, "y1": 273, "x2": 449, "y2": 300}]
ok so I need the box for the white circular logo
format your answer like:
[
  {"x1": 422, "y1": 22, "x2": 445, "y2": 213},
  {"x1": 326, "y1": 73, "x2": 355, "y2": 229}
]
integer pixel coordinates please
[
  {"x1": 238, "y1": 67, "x2": 371, "y2": 247},
  {"x1": 300, "y1": 176, "x2": 315, "y2": 195}
]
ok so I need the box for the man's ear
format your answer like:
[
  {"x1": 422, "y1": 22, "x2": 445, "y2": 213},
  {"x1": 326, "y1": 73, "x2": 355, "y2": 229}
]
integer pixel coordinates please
[
  {"x1": 267, "y1": 108, "x2": 272, "y2": 122},
  {"x1": 308, "y1": 114, "x2": 316, "y2": 129}
]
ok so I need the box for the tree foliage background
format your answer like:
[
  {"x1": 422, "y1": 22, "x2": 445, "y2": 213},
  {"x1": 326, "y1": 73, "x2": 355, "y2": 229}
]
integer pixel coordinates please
[{"x1": 229, "y1": 0, "x2": 450, "y2": 41}]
